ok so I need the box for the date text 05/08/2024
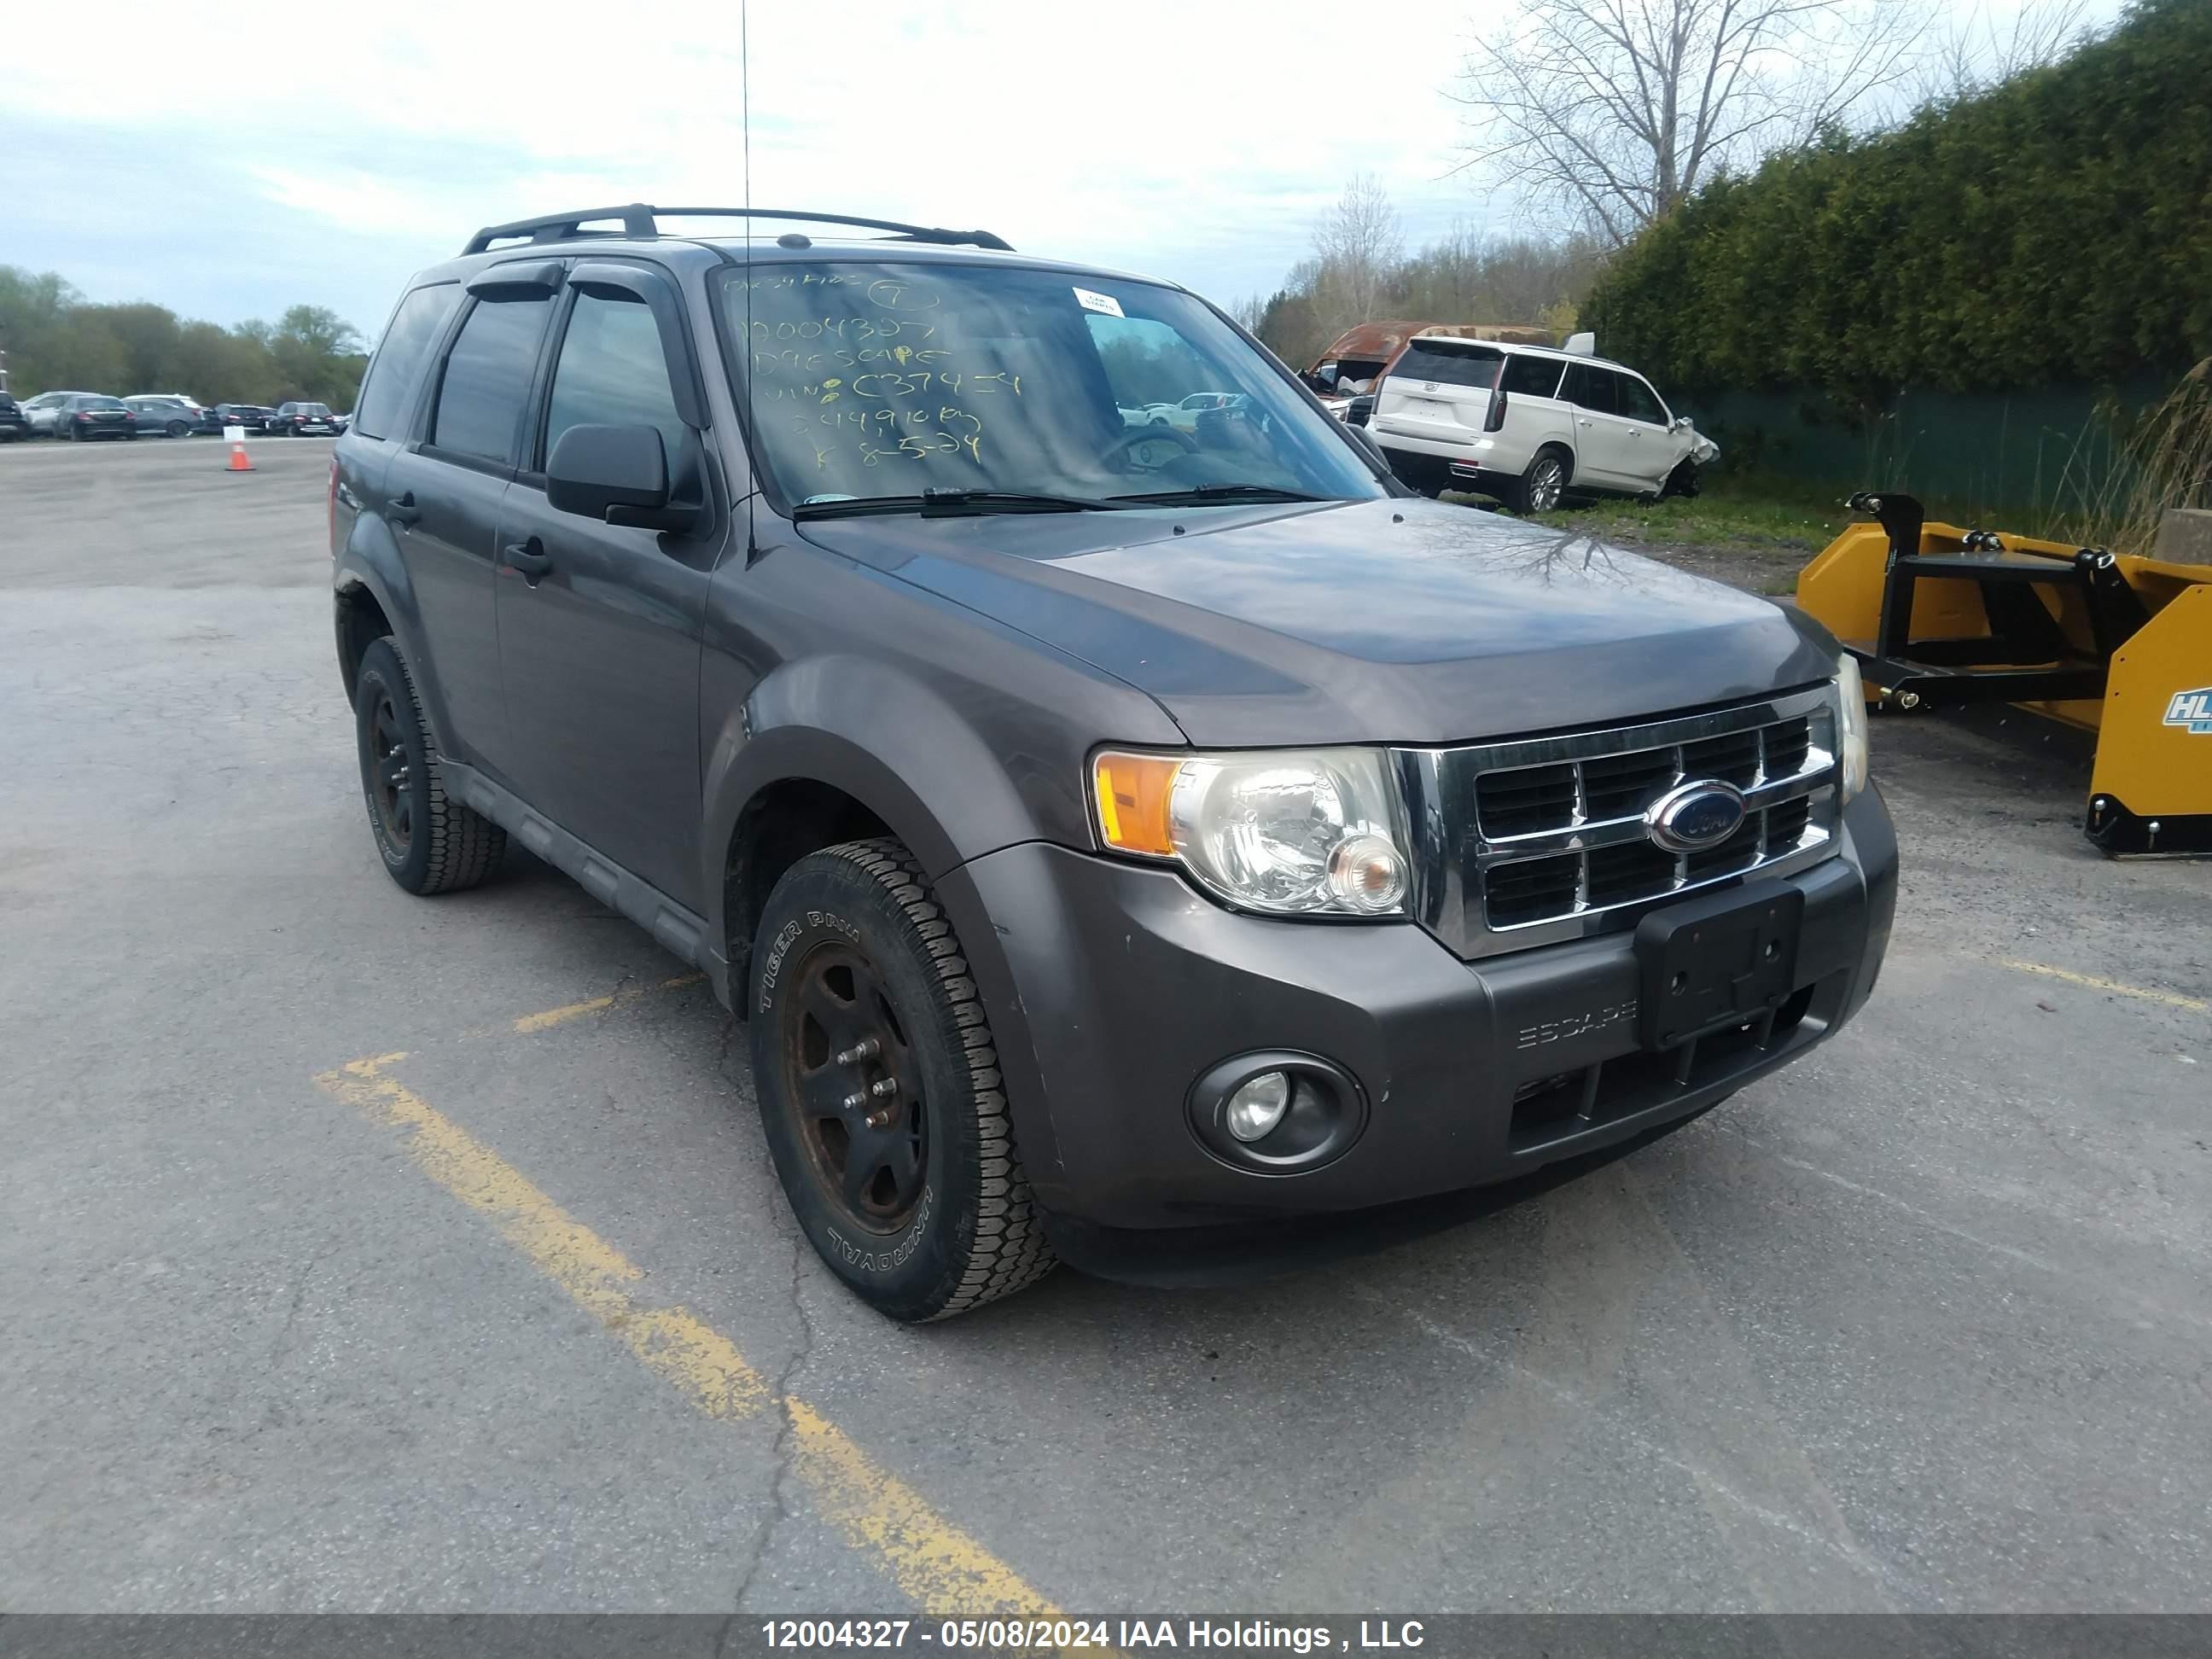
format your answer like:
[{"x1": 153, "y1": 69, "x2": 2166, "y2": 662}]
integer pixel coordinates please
[{"x1": 760, "y1": 1619, "x2": 1429, "y2": 1651}]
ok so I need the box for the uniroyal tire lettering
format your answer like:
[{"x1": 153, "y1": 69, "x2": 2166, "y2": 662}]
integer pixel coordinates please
[{"x1": 824, "y1": 1188, "x2": 934, "y2": 1273}]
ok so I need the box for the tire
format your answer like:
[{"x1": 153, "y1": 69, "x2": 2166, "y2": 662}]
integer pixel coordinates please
[
  {"x1": 1662, "y1": 458, "x2": 1702, "y2": 499},
  {"x1": 166, "y1": 421, "x2": 189, "y2": 439},
  {"x1": 749, "y1": 839, "x2": 1057, "y2": 1322},
  {"x1": 352, "y1": 637, "x2": 507, "y2": 894},
  {"x1": 1505, "y1": 446, "x2": 1570, "y2": 514}
]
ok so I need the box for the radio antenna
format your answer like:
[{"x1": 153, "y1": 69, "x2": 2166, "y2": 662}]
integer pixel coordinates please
[{"x1": 740, "y1": 0, "x2": 759, "y2": 560}]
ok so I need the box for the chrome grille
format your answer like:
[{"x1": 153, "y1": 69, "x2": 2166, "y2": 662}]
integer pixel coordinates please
[{"x1": 1393, "y1": 687, "x2": 1842, "y2": 960}]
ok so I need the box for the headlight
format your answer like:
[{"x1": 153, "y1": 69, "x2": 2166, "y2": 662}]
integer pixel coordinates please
[
  {"x1": 1091, "y1": 747, "x2": 1412, "y2": 917},
  {"x1": 1836, "y1": 655, "x2": 1870, "y2": 801}
]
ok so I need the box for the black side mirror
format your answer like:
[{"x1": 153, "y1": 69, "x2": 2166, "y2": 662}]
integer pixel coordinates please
[
  {"x1": 547, "y1": 424, "x2": 689, "y2": 530},
  {"x1": 1483, "y1": 384, "x2": 1510, "y2": 434}
]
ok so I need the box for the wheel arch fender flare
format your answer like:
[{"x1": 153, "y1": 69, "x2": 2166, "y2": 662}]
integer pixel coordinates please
[
  {"x1": 701, "y1": 653, "x2": 1052, "y2": 975},
  {"x1": 333, "y1": 515, "x2": 451, "y2": 751}
]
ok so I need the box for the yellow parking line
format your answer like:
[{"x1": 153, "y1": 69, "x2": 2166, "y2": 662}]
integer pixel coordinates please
[
  {"x1": 511, "y1": 972, "x2": 707, "y2": 1033},
  {"x1": 1998, "y1": 959, "x2": 2209, "y2": 1014},
  {"x1": 312, "y1": 1052, "x2": 1057, "y2": 1615}
]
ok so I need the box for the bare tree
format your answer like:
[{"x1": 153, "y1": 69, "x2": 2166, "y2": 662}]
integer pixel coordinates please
[
  {"x1": 1451, "y1": 0, "x2": 1930, "y2": 247},
  {"x1": 1311, "y1": 174, "x2": 1405, "y2": 331},
  {"x1": 1917, "y1": 0, "x2": 2093, "y2": 102}
]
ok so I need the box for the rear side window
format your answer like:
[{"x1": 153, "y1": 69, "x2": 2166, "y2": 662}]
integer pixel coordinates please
[
  {"x1": 429, "y1": 297, "x2": 554, "y2": 464},
  {"x1": 1500, "y1": 355, "x2": 1565, "y2": 398},
  {"x1": 1389, "y1": 342, "x2": 1503, "y2": 388},
  {"x1": 542, "y1": 290, "x2": 686, "y2": 469},
  {"x1": 1616, "y1": 374, "x2": 1667, "y2": 425},
  {"x1": 1563, "y1": 364, "x2": 1619, "y2": 416},
  {"x1": 353, "y1": 283, "x2": 463, "y2": 441}
]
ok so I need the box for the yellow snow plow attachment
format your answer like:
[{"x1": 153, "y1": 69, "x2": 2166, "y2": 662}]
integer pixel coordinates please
[{"x1": 1798, "y1": 491, "x2": 2212, "y2": 856}]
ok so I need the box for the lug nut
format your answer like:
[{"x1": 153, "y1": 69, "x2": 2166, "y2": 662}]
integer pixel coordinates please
[
  {"x1": 865, "y1": 1108, "x2": 895, "y2": 1129},
  {"x1": 835, "y1": 1037, "x2": 881, "y2": 1066},
  {"x1": 840, "y1": 1091, "x2": 868, "y2": 1112},
  {"x1": 868, "y1": 1078, "x2": 899, "y2": 1099}
]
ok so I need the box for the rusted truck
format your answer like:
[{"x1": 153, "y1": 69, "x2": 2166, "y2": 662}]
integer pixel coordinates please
[{"x1": 1298, "y1": 320, "x2": 1556, "y2": 418}]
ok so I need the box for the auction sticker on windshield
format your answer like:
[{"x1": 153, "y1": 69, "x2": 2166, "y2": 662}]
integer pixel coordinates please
[{"x1": 1073, "y1": 287, "x2": 1125, "y2": 318}]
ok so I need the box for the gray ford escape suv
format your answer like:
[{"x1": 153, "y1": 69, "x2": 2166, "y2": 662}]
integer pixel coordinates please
[{"x1": 330, "y1": 204, "x2": 1895, "y2": 1321}]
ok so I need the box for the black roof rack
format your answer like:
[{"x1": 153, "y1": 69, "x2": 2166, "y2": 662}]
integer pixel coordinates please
[{"x1": 460, "y1": 204, "x2": 1013, "y2": 257}]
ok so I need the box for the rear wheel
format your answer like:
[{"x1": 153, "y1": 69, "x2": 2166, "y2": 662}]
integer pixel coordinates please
[
  {"x1": 749, "y1": 839, "x2": 1057, "y2": 1322},
  {"x1": 166, "y1": 420, "x2": 189, "y2": 439},
  {"x1": 352, "y1": 637, "x2": 507, "y2": 894},
  {"x1": 1505, "y1": 447, "x2": 1570, "y2": 514}
]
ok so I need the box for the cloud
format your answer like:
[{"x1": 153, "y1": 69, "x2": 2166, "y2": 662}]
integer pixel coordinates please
[
  {"x1": 4, "y1": 0, "x2": 1505, "y2": 322},
  {"x1": 3, "y1": 0, "x2": 2131, "y2": 329}
]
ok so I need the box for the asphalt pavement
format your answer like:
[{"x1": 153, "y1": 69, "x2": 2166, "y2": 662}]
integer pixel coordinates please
[{"x1": 3, "y1": 433, "x2": 2209, "y2": 1615}]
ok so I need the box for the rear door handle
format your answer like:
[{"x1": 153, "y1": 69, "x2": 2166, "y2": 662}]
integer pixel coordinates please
[
  {"x1": 387, "y1": 492, "x2": 422, "y2": 527},
  {"x1": 501, "y1": 538, "x2": 553, "y2": 582}
]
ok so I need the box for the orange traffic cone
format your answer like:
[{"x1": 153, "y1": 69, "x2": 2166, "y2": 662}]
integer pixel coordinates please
[{"x1": 226, "y1": 439, "x2": 254, "y2": 472}]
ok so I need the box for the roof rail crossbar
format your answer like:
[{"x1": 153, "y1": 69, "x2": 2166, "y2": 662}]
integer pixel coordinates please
[{"x1": 462, "y1": 204, "x2": 1012, "y2": 256}]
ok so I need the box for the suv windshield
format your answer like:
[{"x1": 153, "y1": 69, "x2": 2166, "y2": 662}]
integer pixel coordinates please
[{"x1": 722, "y1": 261, "x2": 1384, "y2": 510}]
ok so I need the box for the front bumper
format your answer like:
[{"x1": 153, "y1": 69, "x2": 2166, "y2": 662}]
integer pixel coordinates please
[{"x1": 937, "y1": 789, "x2": 1895, "y2": 1243}]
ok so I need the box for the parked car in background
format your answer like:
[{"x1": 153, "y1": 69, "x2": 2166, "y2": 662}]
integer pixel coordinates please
[
  {"x1": 268, "y1": 401, "x2": 339, "y2": 436},
  {"x1": 18, "y1": 390, "x2": 100, "y2": 436},
  {"x1": 124, "y1": 395, "x2": 219, "y2": 438},
  {"x1": 330, "y1": 411, "x2": 352, "y2": 434},
  {"x1": 52, "y1": 394, "x2": 137, "y2": 441},
  {"x1": 0, "y1": 393, "x2": 29, "y2": 441},
  {"x1": 213, "y1": 403, "x2": 272, "y2": 432},
  {"x1": 1161, "y1": 390, "x2": 1249, "y2": 431},
  {"x1": 1371, "y1": 336, "x2": 1719, "y2": 512}
]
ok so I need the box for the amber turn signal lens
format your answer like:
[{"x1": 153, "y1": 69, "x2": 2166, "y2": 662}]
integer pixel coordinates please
[{"x1": 1092, "y1": 751, "x2": 1183, "y2": 857}]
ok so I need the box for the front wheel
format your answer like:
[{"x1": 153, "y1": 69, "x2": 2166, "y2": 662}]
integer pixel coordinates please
[
  {"x1": 352, "y1": 637, "x2": 507, "y2": 894},
  {"x1": 1662, "y1": 458, "x2": 1703, "y2": 499},
  {"x1": 748, "y1": 840, "x2": 1057, "y2": 1322}
]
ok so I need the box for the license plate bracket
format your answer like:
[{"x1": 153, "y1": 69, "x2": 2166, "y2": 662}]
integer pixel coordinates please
[{"x1": 1634, "y1": 881, "x2": 1804, "y2": 1051}]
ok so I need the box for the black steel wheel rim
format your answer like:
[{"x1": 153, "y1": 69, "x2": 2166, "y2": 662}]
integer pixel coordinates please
[
  {"x1": 368, "y1": 690, "x2": 412, "y2": 852},
  {"x1": 779, "y1": 941, "x2": 928, "y2": 1235}
]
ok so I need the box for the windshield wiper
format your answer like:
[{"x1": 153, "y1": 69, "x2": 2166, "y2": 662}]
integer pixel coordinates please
[
  {"x1": 1106, "y1": 484, "x2": 1337, "y2": 506},
  {"x1": 792, "y1": 488, "x2": 1129, "y2": 520}
]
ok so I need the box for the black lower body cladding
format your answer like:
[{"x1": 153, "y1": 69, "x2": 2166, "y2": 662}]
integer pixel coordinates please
[{"x1": 934, "y1": 789, "x2": 1896, "y2": 1256}]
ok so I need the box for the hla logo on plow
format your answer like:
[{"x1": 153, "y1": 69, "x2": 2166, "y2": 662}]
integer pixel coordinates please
[{"x1": 2166, "y1": 687, "x2": 2212, "y2": 735}]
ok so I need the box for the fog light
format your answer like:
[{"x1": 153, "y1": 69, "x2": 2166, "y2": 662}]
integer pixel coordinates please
[{"x1": 1224, "y1": 1071, "x2": 1291, "y2": 1142}]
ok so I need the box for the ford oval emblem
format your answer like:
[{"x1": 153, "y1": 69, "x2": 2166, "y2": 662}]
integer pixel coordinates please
[{"x1": 1645, "y1": 780, "x2": 1747, "y2": 853}]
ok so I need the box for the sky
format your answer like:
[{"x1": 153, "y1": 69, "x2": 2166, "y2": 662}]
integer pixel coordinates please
[{"x1": 2, "y1": 0, "x2": 2126, "y2": 343}]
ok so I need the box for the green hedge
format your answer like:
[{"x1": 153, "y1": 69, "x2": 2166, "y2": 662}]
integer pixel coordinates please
[{"x1": 1581, "y1": 0, "x2": 2212, "y2": 400}]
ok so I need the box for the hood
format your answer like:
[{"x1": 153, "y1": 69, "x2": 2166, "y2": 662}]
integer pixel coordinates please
[{"x1": 797, "y1": 498, "x2": 1838, "y2": 748}]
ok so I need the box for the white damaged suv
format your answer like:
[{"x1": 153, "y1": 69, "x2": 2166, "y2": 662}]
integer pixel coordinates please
[{"x1": 1370, "y1": 335, "x2": 1719, "y2": 513}]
